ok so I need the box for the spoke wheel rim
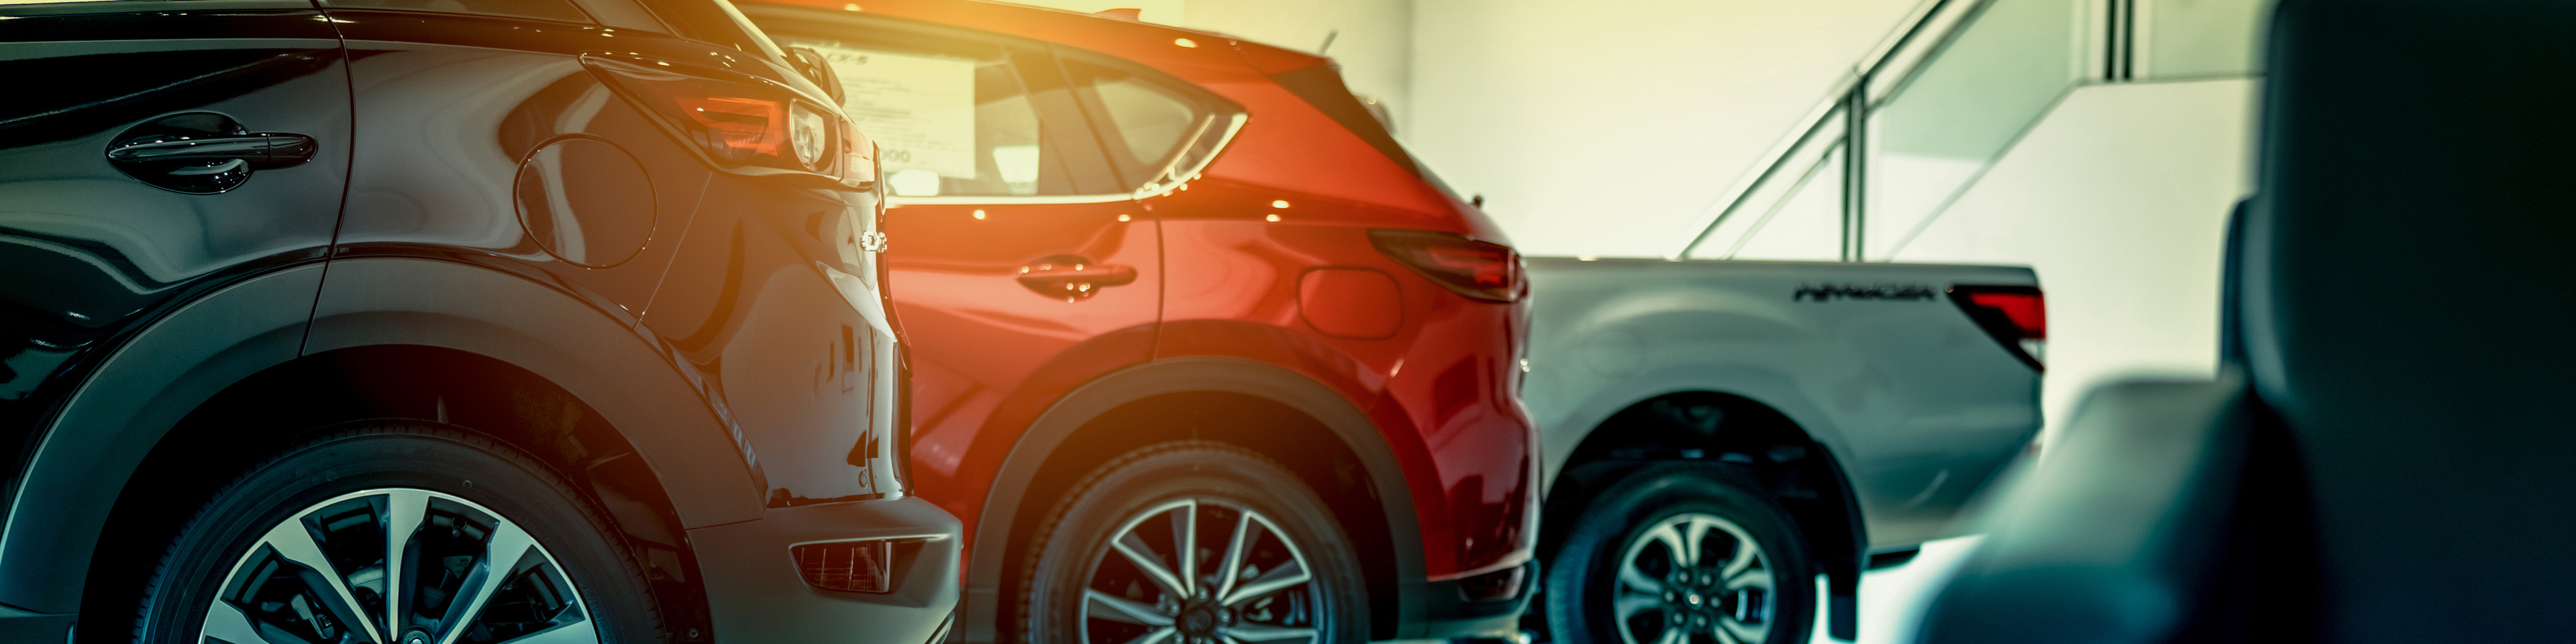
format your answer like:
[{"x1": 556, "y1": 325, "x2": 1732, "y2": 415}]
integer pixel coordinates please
[
  {"x1": 201, "y1": 488, "x2": 599, "y2": 644},
  {"x1": 1077, "y1": 498, "x2": 1326, "y2": 644},
  {"x1": 1611, "y1": 513, "x2": 1776, "y2": 644}
]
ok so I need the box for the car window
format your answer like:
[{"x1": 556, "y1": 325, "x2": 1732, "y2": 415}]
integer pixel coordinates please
[
  {"x1": 321, "y1": 0, "x2": 592, "y2": 23},
  {"x1": 1062, "y1": 58, "x2": 1211, "y2": 188},
  {"x1": 772, "y1": 33, "x2": 1102, "y2": 198}
]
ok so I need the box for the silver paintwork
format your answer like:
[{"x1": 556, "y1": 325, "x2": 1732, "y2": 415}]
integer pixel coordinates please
[{"x1": 1525, "y1": 258, "x2": 2042, "y2": 549}]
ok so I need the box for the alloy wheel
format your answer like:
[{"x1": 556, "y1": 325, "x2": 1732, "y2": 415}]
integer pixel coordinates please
[
  {"x1": 1078, "y1": 498, "x2": 1325, "y2": 644},
  {"x1": 199, "y1": 488, "x2": 596, "y2": 644},
  {"x1": 1612, "y1": 513, "x2": 1776, "y2": 644}
]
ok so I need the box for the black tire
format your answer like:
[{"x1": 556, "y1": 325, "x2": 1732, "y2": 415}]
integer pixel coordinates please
[
  {"x1": 1544, "y1": 464, "x2": 1814, "y2": 644},
  {"x1": 1019, "y1": 441, "x2": 1367, "y2": 644},
  {"x1": 134, "y1": 422, "x2": 662, "y2": 644}
]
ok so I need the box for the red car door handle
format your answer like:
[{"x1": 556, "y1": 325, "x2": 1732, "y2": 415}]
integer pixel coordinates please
[{"x1": 1017, "y1": 258, "x2": 1137, "y2": 301}]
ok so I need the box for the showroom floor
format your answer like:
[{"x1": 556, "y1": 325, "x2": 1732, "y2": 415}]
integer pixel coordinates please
[
  {"x1": 1817, "y1": 537, "x2": 1981, "y2": 644},
  {"x1": 1376, "y1": 535, "x2": 1981, "y2": 644}
]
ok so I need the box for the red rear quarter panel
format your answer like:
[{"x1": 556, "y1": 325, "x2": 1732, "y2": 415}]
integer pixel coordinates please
[{"x1": 765, "y1": 0, "x2": 1533, "y2": 580}]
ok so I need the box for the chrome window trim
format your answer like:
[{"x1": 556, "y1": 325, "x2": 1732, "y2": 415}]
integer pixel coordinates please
[
  {"x1": 888, "y1": 193, "x2": 1134, "y2": 206},
  {"x1": 1131, "y1": 111, "x2": 1247, "y2": 199}
]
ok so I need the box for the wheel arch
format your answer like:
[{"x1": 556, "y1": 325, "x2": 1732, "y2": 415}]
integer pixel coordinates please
[
  {"x1": 1540, "y1": 390, "x2": 1868, "y2": 640},
  {"x1": 960, "y1": 356, "x2": 1425, "y2": 643},
  {"x1": 9, "y1": 257, "x2": 762, "y2": 639},
  {"x1": 1, "y1": 263, "x2": 325, "y2": 618},
  {"x1": 82, "y1": 344, "x2": 724, "y2": 644},
  {"x1": 295, "y1": 258, "x2": 765, "y2": 530}
]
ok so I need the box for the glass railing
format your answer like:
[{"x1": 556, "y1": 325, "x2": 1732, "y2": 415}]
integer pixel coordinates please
[{"x1": 1678, "y1": 0, "x2": 2265, "y2": 262}]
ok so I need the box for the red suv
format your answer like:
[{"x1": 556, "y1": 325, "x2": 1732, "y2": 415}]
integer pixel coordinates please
[{"x1": 738, "y1": 2, "x2": 1537, "y2": 642}]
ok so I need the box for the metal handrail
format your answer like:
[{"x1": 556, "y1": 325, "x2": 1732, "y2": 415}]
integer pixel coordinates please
[{"x1": 1671, "y1": 0, "x2": 1978, "y2": 259}]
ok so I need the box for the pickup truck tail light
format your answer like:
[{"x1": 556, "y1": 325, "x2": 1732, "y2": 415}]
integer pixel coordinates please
[
  {"x1": 1370, "y1": 229, "x2": 1524, "y2": 303},
  {"x1": 584, "y1": 56, "x2": 875, "y2": 189},
  {"x1": 1949, "y1": 284, "x2": 2045, "y2": 371}
]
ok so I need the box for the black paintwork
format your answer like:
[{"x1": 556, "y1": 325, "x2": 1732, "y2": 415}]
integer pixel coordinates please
[
  {"x1": 0, "y1": 7, "x2": 349, "y2": 486},
  {"x1": 0, "y1": 1, "x2": 953, "y2": 641}
]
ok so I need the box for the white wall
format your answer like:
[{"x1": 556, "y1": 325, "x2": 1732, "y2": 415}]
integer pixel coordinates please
[
  {"x1": 1406, "y1": 0, "x2": 1922, "y2": 256},
  {"x1": 1892, "y1": 78, "x2": 2257, "y2": 443},
  {"x1": 1183, "y1": 0, "x2": 1415, "y2": 129}
]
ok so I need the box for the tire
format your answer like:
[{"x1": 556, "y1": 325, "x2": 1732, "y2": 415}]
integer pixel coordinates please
[
  {"x1": 1018, "y1": 441, "x2": 1368, "y2": 644},
  {"x1": 1543, "y1": 464, "x2": 1814, "y2": 644},
  {"x1": 133, "y1": 422, "x2": 662, "y2": 644}
]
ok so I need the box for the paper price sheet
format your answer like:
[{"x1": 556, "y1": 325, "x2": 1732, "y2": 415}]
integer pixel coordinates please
[{"x1": 810, "y1": 45, "x2": 978, "y2": 180}]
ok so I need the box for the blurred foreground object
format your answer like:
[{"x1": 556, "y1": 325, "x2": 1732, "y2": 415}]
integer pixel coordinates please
[{"x1": 1919, "y1": 0, "x2": 2576, "y2": 641}]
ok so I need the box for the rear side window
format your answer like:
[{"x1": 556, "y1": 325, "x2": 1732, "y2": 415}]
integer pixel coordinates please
[
  {"x1": 321, "y1": 0, "x2": 592, "y2": 23},
  {"x1": 1064, "y1": 60, "x2": 1196, "y2": 178},
  {"x1": 772, "y1": 31, "x2": 1115, "y2": 197},
  {"x1": 1061, "y1": 56, "x2": 1239, "y2": 191}
]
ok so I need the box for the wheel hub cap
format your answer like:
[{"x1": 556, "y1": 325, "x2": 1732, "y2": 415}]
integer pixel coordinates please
[
  {"x1": 1076, "y1": 498, "x2": 1326, "y2": 644},
  {"x1": 199, "y1": 488, "x2": 599, "y2": 644},
  {"x1": 1180, "y1": 605, "x2": 1217, "y2": 634},
  {"x1": 1612, "y1": 513, "x2": 1776, "y2": 644}
]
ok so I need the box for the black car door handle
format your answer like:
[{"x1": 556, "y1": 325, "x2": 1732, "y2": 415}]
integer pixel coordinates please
[
  {"x1": 107, "y1": 133, "x2": 316, "y2": 170},
  {"x1": 1017, "y1": 257, "x2": 1138, "y2": 302}
]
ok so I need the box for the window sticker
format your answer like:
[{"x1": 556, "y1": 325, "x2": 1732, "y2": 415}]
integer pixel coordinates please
[{"x1": 807, "y1": 44, "x2": 979, "y2": 180}]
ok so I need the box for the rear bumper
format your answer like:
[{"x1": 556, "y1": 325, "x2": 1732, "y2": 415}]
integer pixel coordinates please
[
  {"x1": 688, "y1": 496, "x2": 962, "y2": 643},
  {"x1": 1409, "y1": 561, "x2": 1539, "y2": 639}
]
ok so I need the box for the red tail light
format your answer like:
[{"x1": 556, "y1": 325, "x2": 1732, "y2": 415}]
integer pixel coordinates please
[
  {"x1": 1370, "y1": 229, "x2": 1524, "y2": 303},
  {"x1": 680, "y1": 96, "x2": 786, "y2": 158},
  {"x1": 584, "y1": 55, "x2": 874, "y2": 189},
  {"x1": 1948, "y1": 285, "x2": 2045, "y2": 371}
]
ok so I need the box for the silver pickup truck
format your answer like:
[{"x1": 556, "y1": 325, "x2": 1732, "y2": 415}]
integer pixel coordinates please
[{"x1": 1518, "y1": 258, "x2": 2043, "y2": 644}]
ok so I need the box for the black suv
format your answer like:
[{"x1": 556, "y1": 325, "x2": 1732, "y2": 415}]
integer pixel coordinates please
[{"x1": 0, "y1": 1, "x2": 957, "y2": 643}]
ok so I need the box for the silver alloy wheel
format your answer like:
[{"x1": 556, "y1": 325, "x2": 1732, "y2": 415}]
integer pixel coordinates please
[
  {"x1": 1612, "y1": 513, "x2": 1776, "y2": 644},
  {"x1": 199, "y1": 488, "x2": 598, "y2": 644},
  {"x1": 1078, "y1": 498, "x2": 1324, "y2": 644}
]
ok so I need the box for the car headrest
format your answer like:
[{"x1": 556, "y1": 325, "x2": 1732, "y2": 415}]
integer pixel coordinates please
[{"x1": 2242, "y1": 0, "x2": 2576, "y2": 637}]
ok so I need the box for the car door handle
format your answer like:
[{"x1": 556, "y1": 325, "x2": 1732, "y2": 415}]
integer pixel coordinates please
[
  {"x1": 1017, "y1": 258, "x2": 1137, "y2": 301},
  {"x1": 107, "y1": 133, "x2": 317, "y2": 170}
]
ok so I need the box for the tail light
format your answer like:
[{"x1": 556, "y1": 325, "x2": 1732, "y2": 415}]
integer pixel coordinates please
[
  {"x1": 584, "y1": 55, "x2": 875, "y2": 189},
  {"x1": 1370, "y1": 229, "x2": 1524, "y2": 303},
  {"x1": 793, "y1": 539, "x2": 894, "y2": 593},
  {"x1": 1948, "y1": 284, "x2": 2045, "y2": 371}
]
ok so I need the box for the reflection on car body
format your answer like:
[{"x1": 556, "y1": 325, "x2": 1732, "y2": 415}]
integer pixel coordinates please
[
  {"x1": 740, "y1": 2, "x2": 1542, "y2": 642},
  {"x1": 0, "y1": 1, "x2": 958, "y2": 642}
]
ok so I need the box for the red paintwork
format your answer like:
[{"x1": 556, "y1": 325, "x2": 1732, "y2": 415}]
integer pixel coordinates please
[
  {"x1": 757, "y1": 0, "x2": 1535, "y2": 584},
  {"x1": 1298, "y1": 269, "x2": 1403, "y2": 339}
]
